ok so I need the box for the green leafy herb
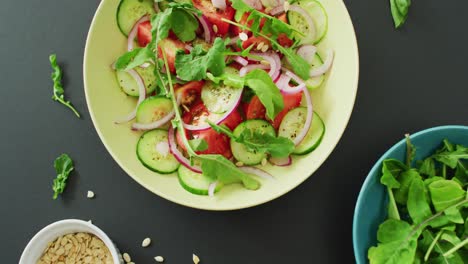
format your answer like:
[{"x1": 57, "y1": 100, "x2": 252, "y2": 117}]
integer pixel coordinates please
[
  {"x1": 244, "y1": 69, "x2": 284, "y2": 120},
  {"x1": 206, "y1": 70, "x2": 245, "y2": 89},
  {"x1": 209, "y1": 122, "x2": 295, "y2": 158},
  {"x1": 368, "y1": 138, "x2": 468, "y2": 264},
  {"x1": 175, "y1": 38, "x2": 229, "y2": 81},
  {"x1": 389, "y1": 0, "x2": 411, "y2": 29},
  {"x1": 52, "y1": 154, "x2": 75, "y2": 199},
  {"x1": 49, "y1": 54, "x2": 80, "y2": 118}
]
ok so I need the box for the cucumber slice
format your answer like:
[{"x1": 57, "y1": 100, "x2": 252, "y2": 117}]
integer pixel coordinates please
[
  {"x1": 178, "y1": 166, "x2": 224, "y2": 195},
  {"x1": 305, "y1": 53, "x2": 325, "y2": 90},
  {"x1": 231, "y1": 120, "x2": 276, "y2": 165},
  {"x1": 117, "y1": 0, "x2": 156, "y2": 36},
  {"x1": 136, "y1": 96, "x2": 173, "y2": 124},
  {"x1": 137, "y1": 129, "x2": 180, "y2": 174},
  {"x1": 278, "y1": 107, "x2": 325, "y2": 155},
  {"x1": 288, "y1": 0, "x2": 328, "y2": 44},
  {"x1": 116, "y1": 65, "x2": 157, "y2": 97},
  {"x1": 201, "y1": 81, "x2": 243, "y2": 114}
]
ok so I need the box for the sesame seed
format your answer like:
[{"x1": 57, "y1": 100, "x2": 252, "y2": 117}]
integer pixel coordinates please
[
  {"x1": 213, "y1": 25, "x2": 218, "y2": 33},
  {"x1": 155, "y1": 256, "x2": 165, "y2": 262},
  {"x1": 87, "y1": 190, "x2": 95, "y2": 199},
  {"x1": 239, "y1": 32, "x2": 248, "y2": 41},
  {"x1": 193, "y1": 254, "x2": 200, "y2": 264},
  {"x1": 283, "y1": 1, "x2": 290, "y2": 12},
  {"x1": 142, "y1": 237, "x2": 151, "y2": 248},
  {"x1": 123, "y1": 253, "x2": 131, "y2": 263}
]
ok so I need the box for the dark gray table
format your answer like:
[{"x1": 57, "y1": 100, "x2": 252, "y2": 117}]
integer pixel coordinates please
[{"x1": 2, "y1": 0, "x2": 467, "y2": 263}]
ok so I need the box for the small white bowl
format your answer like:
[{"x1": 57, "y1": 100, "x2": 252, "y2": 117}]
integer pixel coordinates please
[{"x1": 19, "y1": 219, "x2": 123, "y2": 264}]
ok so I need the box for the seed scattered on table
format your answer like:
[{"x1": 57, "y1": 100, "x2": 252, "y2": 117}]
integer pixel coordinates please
[
  {"x1": 123, "y1": 252, "x2": 131, "y2": 262},
  {"x1": 155, "y1": 256, "x2": 164, "y2": 262},
  {"x1": 193, "y1": 253, "x2": 200, "y2": 264},
  {"x1": 87, "y1": 190, "x2": 95, "y2": 199},
  {"x1": 142, "y1": 237, "x2": 151, "y2": 247}
]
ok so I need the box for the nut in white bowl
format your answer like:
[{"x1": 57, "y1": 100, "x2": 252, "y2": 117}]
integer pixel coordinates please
[{"x1": 19, "y1": 219, "x2": 123, "y2": 264}]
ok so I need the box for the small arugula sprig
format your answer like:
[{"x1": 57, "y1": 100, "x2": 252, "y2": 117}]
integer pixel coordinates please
[
  {"x1": 221, "y1": 18, "x2": 311, "y2": 79},
  {"x1": 49, "y1": 54, "x2": 80, "y2": 118},
  {"x1": 390, "y1": 0, "x2": 411, "y2": 29},
  {"x1": 52, "y1": 154, "x2": 75, "y2": 199},
  {"x1": 368, "y1": 137, "x2": 468, "y2": 264},
  {"x1": 209, "y1": 122, "x2": 295, "y2": 158},
  {"x1": 161, "y1": 49, "x2": 260, "y2": 191}
]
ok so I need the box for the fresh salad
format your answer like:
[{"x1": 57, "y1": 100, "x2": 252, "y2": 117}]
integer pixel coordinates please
[{"x1": 112, "y1": 0, "x2": 333, "y2": 196}]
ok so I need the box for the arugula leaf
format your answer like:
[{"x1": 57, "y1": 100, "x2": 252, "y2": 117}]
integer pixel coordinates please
[
  {"x1": 394, "y1": 169, "x2": 421, "y2": 205},
  {"x1": 200, "y1": 154, "x2": 260, "y2": 190},
  {"x1": 188, "y1": 139, "x2": 208, "y2": 152},
  {"x1": 206, "y1": 70, "x2": 245, "y2": 89},
  {"x1": 389, "y1": 0, "x2": 411, "y2": 29},
  {"x1": 52, "y1": 154, "x2": 75, "y2": 199},
  {"x1": 49, "y1": 54, "x2": 80, "y2": 118},
  {"x1": 368, "y1": 219, "x2": 419, "y2": 264},
  {"x1": 272, "y1": 42, "x2": 311, "y2": 80},
  {"x1": 210, "y1": 122, "x2": 295, "y2": 158},
  {"x1": 114, "y1": 47, "x2": 155, "y2": 71},
  {"x1": 244, "y1": 69, "x2": 284, "y2": 120},
  {"x1": 170, "y1": 9, "x2": 198, "y2": 41},
  {"x1": 433, "y1": 144, "x2": 468, "y2": 169},
  {"x1": 407, "y1": 177, "x2": 432, "y2": 224},
  {"x1": 419, "y1": 157, "x2": 436, "y2": 177},
  {"x1": 175, "y1": 38, "x2": 228, "y2": 81},
  {"x1": 231, "y1": 0, "x2": 294, "y2": 39},
  {"x1": 428, "y1": 180, "x2": 465, "y2": 212},
  {"x1": 380, "y1": 159, "x2": 408, "y2": 189}
]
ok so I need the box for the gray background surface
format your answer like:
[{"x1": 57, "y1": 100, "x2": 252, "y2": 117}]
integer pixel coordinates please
[{"x1": 1, "y1": 0, "x2": 467, "y2": 263}]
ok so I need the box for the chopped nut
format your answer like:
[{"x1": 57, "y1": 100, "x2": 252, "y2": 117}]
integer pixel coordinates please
[
  {"x1": 193, "y1": 254, "x2": 200, "y2": 264},
  {"x1": 239, "y1": 32, "x2": 248, "y2": 41},
  {"x1": 142, "y1": 237, "x2": 151, "y2": 248},
  {"x1": 87, "y1": 190, "x2": 95, "y2": 199},
  {"x1": 123, "y1": 253, "x2": 132, "y2": 263},
  {"x1": 155, "y1": 256, "x2": 165, "y2": 262}
]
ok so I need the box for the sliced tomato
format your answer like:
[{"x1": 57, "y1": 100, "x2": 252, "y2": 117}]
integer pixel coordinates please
[
  {"x1": 242, "y1": 36, "x2": 271, "y2": 50},
  {"x1": 271, "y1": 92, "x2": 303, "y2": 129},
  {"x1": 245, "y1": 96, "x2": 266, "y2": 120},
  {"x1": 157, "y1": 38, "x2": 187, "y2": 74},
  {"x1": 137, "y1": 21, "x2": 152, "y2": 47},
  {"x1": 221, "y1": 109, "x2": 242, "y2": 130},
  {"x1": 276, "y1": 14, "x2": 294, "y2": 48},
  {"x1": 175, "y1": 81, "x2": 204, "y2": 107},
  {"x1": 193, "y1": 0, "x2": 235, "y2": 37}
]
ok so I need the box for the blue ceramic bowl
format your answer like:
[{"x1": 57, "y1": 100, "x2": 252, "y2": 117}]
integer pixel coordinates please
[{"x1": 352, "y1": 125, "x2": 468, "y2": 263}]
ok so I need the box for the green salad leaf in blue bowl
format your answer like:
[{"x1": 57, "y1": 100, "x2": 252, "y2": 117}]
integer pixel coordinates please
[{"x1": 353, "y1": 125, "x2": 468, "y2": 264}]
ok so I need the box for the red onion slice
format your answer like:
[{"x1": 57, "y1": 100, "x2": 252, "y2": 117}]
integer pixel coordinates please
[
  {"x1": 127, "y1": 15, "x2": 150, "y2": 52},
  {"x1": 248, "y1": 52, "x2": 281, "y2": 80},
  {"x1": 197, "y1": 15, "x2": 213, "y2": 43},
  {"x1": 293, "y1": 86, "x2": 313, "y2": 145},
  {"x1": 239, "y1": 167, "x2": 275, "y2": 180},
  {"x1": 233, "y1": 56, "x2": 248, "y2": 66},
  {"x1": 208, "y1": 181, "x2": 218, "y2": 197},
  {"x1": 244, "y1": 0, "x2": 263, "y2": 10},
  {"x1": 283, "y1": 70, "x2": 306, "y2": 94},
  {"x1": 297, "y1": 45, "x2": 317, "y2": 64},
  {"x1": 184, "y1": 44, "x2": 193, "y2": 52},
  {"x1": 211, "y1": 0, "x2": 226, "y2": 10},
  {"x1": 269, "y1": 156, "x2": 292, "y2": 166},
  {"x1": 289, "y1": 5, "x2": 316, "y2": 44},
  {"x1": 309, "y1": 49, "x2": 334, "y2": 77},
  {"x1": 131, "y1": 111, "x2": 175, "y2": 131},
  {"x1": 229, "y1": 36, "x2": 240, "y2": 46},
  {"x1": 183, "y1": 88, "x2": 243, "y2": 131},
  {"x1": 239, "y1": 64, "x2": 269, "y2": 77},
  {"x1": 168, "y1": 126, "x2": 202, "y2": 173},
  {"x1": 114, "y1": 69, "x2": 146, "y2": 124}
]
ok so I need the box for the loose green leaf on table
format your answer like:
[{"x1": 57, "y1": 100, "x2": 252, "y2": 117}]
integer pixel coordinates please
[
  {"x1": 389, "y1": 0, "x2": 411, "y2": 29},
  {"x1": 49, "y1": 54, "x2": 80, "y2": 118},
  {"x1": 52, "y1": 154, "x2": 75, "y2": 199}
]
